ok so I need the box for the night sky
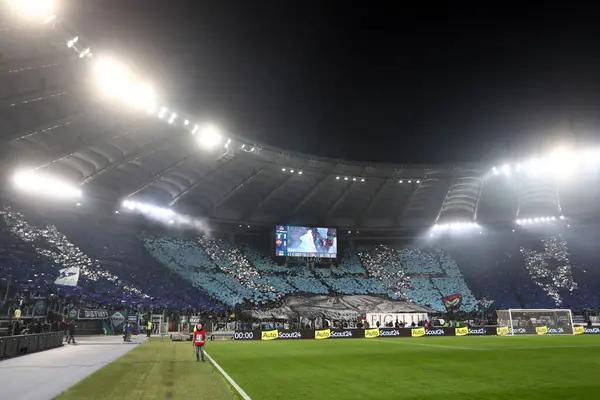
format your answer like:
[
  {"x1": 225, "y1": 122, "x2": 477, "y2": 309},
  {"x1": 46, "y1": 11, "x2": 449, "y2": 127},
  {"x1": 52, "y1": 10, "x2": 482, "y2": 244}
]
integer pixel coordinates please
[{"x1": 73, "y1": 1, "x2": 600, "y2": 163}]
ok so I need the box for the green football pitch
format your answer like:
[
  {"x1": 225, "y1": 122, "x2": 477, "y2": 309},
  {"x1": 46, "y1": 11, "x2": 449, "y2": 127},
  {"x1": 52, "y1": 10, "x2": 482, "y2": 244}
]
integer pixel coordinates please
[{"x1": 55, "y1": 335, "x2": 600, "y2": 400}]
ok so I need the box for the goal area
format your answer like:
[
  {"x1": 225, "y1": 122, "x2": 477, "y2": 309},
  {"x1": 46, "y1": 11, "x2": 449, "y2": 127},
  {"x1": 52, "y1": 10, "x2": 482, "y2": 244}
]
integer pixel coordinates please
[{"x1": 496, "y1": 309, "x2": 574, "y2": 335}]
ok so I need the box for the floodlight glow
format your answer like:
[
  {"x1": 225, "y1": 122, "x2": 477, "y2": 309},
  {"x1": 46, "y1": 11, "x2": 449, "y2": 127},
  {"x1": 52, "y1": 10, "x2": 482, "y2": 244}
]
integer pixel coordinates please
[
  {"x1": 67, "y1": 37, "x2": 78, "y2": 48},
  {"x1": 123, "y1": 82, "x2": 156, "y2": 110},
  {"x1": 433, "y1": 221, "x2": 479, "y2": 231},
  {"x1": 12, "y1": 170, "x2": 82, "y2": 199},
  {"x1": 515, "y1": 215, "x2": 562, "y2": 225},
  {"x1": 94, "y1": 57, "x2": 131, "y2": 96},
  {"x1": 197, "y1": 125, "x2": 223, "y2": 149},
  {"x1": 13, "y1": 0, "x2": 55, "y2": 18}
]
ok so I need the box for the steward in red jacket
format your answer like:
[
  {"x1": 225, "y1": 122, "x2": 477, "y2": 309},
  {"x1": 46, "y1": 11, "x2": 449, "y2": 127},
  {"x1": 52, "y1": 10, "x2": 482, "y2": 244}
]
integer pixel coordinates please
[{"x1": 193, "y1": 323, "x2": 206, "y2": 362}]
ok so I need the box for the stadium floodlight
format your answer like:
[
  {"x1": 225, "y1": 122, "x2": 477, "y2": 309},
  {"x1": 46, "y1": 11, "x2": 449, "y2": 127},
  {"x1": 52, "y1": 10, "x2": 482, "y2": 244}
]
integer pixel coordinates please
[
  {"x1": 12, "y1": 0, "x2": 55, "y2": 20},
  {"x1": 432, "y1": 221, "x2": 478, "y2": 231},
  {"x1": 12, "y1": 170, "x2": 82, "y2": 199},
  {"x1": 93, "y1": 57, "x2": 157, "y2": 110},
  {"x1": 123, "y1": 82, "x2": 157, "y2": 110},
  {"x1": 159, "y1": 107, "x2": 167, "y2": 119},
  {"x1": 516, "y1": 216, "x2": 561, "y2": 225},
  {"x1": 94, "y1": 57, "x2": 131, "y2": 95},
  {"x1": 197, "y1": 125, "x2": 223, "y2": 149}
]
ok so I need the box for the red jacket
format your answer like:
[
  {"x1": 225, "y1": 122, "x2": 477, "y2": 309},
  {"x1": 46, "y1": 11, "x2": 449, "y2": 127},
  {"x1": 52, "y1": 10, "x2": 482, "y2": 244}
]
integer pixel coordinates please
[{"x1": 193, "y1": 329, "x2": 206, "y2": 346}]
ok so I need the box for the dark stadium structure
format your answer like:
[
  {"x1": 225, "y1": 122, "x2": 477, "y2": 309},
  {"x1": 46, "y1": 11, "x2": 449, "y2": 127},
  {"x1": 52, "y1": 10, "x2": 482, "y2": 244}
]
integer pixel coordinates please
[
  {"x1": 2, "y1": 3, "x2": 600, "y2": 331},
  {"x1": 3, "y1": 10, "x2": 600, "y2": 233}
]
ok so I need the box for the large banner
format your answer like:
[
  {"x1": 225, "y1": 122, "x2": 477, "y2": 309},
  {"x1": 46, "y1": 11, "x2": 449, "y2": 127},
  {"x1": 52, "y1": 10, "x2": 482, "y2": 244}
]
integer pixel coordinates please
[
  {"x1": 78, "y1": 309, "x2": 110, "y2": 320},
  {"x1": 366, "y1": 312, "x2": 429, "y2": 328},
  {"x1": 249, "y1": 294, "x2": 435, "y2": 320}
]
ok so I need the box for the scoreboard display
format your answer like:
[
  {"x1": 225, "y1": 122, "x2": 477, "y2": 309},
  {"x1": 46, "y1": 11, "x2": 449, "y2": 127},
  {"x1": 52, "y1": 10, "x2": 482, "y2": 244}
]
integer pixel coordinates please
[{"x1": 275, "y1": 225, "x2": 337, "y2": 258}]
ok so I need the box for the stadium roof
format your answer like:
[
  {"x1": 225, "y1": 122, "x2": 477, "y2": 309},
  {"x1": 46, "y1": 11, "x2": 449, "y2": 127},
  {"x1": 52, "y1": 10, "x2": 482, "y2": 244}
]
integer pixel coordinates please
[{"x1": 1, "y1": 8, "x2": 599, "y2": 230}]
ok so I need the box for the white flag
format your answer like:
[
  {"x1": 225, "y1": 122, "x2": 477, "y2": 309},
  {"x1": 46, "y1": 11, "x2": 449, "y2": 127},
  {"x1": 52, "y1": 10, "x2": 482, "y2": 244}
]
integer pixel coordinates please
[{"x1": 55, "y1": 266, "x2": 80, "y2": 287}]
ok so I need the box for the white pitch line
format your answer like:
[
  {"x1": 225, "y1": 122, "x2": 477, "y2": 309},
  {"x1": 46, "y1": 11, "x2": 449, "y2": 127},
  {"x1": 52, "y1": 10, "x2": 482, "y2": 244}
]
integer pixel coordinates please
[
  {"x1": 204, "y1": 351, "x2": 252, "y2": 400},
  {"x1": 372, "y1": 338, "x2": 480, "y2": 351}
]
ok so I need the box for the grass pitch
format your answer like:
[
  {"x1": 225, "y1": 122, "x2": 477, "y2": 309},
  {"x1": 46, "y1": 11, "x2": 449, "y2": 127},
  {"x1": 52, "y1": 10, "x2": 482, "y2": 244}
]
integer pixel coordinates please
[{"x1": 55, "y1": 335, "x2": 600, "y2": 400}]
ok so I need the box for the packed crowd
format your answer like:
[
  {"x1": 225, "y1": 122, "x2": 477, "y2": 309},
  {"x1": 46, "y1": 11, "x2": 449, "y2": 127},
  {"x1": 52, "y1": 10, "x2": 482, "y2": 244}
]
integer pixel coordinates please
[{"x1": 1, "y1": 205, "x2": 599, "y2": 317}]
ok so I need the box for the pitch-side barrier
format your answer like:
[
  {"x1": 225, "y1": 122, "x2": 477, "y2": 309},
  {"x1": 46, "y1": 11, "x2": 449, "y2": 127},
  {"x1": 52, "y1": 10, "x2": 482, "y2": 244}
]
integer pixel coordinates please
[
  {"x1": 231, "y1": 325, "x2": 596, "y2": 341},
  {"x1": 0, "y1": 331, "x2": 63, "y2": 359}
]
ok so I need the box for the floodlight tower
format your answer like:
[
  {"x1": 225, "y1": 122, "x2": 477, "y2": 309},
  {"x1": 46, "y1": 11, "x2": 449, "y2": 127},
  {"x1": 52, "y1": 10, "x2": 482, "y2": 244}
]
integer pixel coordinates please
[
  {"x1": 515, "y1": 175, "x2": 562, "y2": 223},
  {"x1": 433, "y1": 171, "x2": 484, "y2": 230}
]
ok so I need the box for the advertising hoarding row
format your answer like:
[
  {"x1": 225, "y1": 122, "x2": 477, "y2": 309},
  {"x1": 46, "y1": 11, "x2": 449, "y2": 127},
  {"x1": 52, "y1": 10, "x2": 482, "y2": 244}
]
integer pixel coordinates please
[{"x1": 233, "y1": 325, "x2": 594, "y2": 341}]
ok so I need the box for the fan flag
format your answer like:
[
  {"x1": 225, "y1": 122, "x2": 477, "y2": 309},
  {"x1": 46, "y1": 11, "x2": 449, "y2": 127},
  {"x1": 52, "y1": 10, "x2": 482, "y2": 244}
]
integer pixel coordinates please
[{"x1": 54, "y1": 266, "x2": 80, "y2": 287}]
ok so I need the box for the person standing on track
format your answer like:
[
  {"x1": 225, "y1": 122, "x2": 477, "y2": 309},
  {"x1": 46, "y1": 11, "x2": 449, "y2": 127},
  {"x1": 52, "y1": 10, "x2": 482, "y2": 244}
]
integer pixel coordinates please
[
  {"x1": 147, "y1": 320, "x2": 152, "y2": 338},
  {"x1": 192, "y1": 323, "x2": 206, "y2": 362}
]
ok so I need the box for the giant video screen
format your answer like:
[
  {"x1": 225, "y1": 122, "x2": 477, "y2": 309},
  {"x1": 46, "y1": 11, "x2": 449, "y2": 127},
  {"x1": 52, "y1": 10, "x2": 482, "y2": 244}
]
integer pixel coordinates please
[{"x1": 275, "y1": 226, "x2": 337, "y2": 258}]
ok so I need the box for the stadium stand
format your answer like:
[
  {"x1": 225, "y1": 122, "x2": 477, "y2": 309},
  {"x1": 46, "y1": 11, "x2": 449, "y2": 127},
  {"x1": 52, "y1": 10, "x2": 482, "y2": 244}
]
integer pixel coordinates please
[{"x1": 2, "y1": 204, "x2": 599, "y2": 320}]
